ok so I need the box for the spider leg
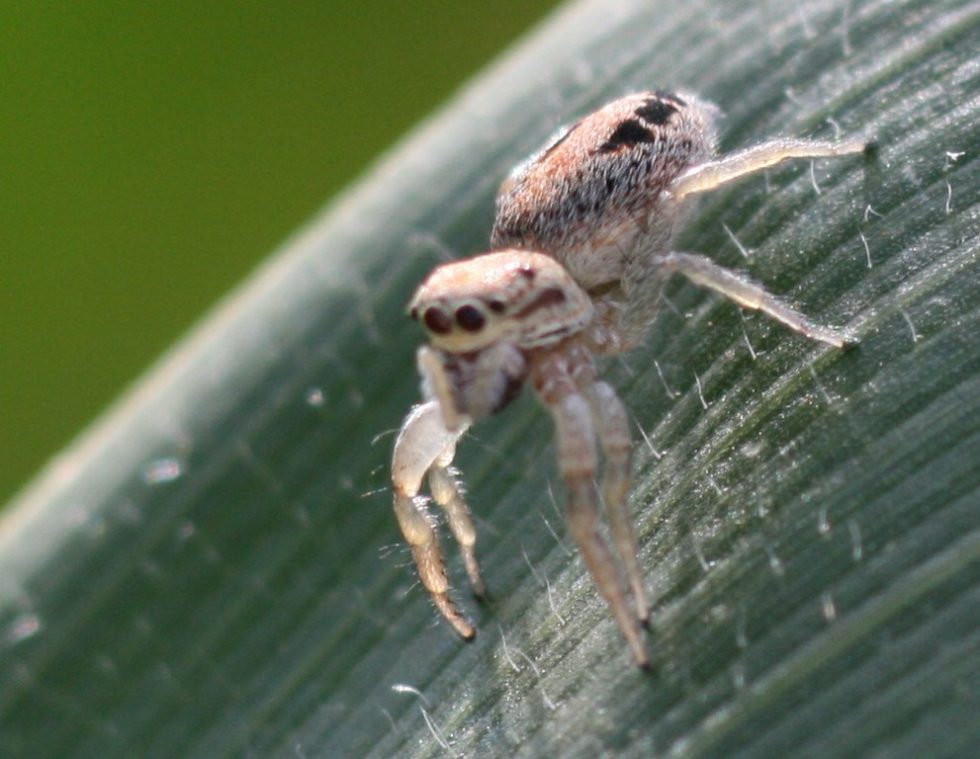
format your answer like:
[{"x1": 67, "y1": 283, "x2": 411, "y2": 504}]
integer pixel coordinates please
[
  {"x1": 392, "y1": 401, "x2": 475, "y2": 638},
  {"x1": 669, "y1": 137, "x2": 867, "y2": 200},
  {"x1": 567, "y1": 345, "x2": 649, "y2": 624},
  {"x1": 428, "y1": 464, "x2": 485, "y2": 597},
  {"x1": 614, "y1": 138, "x2": 865, "y2": 350},
  {"x1": 416, "y1": 345, "x2": 488, "y2": 596},
  {"x1": 534, "y1": 352, "x2": 649, "y2": 667},
  {"x1": 661, "y1": 252, "x2": 856, "y2": 347},
  {"x1": 587, "y1": 379, "x2": 649, "y2": 625}
]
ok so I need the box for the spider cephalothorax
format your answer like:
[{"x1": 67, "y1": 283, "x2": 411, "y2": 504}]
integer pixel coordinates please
[
  {"x1": 392, "y1": 90, "x2": 867, "y2": 667},
  {"x1": 408, "y1": 250, "x2": 593, "y2": 428}
]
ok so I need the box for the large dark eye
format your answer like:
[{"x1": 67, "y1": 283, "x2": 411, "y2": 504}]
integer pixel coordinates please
[
  {"x1": 455, "y1": 304, "x2": 485, "y2": 332},
  {"x1": 423, "y1": 307, "x2": 452, "y2": 335}
]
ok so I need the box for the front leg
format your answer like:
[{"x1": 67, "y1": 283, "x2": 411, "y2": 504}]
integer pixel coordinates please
[
  {"x1": 392, "y1": 401, "x2": 480, "y2": 637},
  {"x1": 566, "y1": 344, "x2": 649, "y2": 623},
  {"x1": 428, "y1": 464, "x2": 485, "y2": 597},
  {"x1": 533, "y1": 352, "x2": 649, "y2": 667},
  {"x1": 587, "y1": 383, "x2": 649, "y2": 625}
]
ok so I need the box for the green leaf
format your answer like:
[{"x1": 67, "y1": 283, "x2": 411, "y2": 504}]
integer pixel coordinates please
[{"x1": 2, "y1": 0, "x2": 978, "y2": 757}]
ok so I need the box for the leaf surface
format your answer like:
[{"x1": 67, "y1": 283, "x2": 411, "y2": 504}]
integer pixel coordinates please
[{"x1": 1, "y1": 0, "x2": 978, "y2": 757}]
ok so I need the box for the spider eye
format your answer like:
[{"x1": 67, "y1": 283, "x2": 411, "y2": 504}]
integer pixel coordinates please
[
  {"x1": 488, "y1": 299, "x2": 506, "y2": 314},
  {"x1": 455, "y1": 304, "x2": 485, "y2": 332},
  {"x1": 423, "y1": 307, "x2": 452, "y2": 335}
]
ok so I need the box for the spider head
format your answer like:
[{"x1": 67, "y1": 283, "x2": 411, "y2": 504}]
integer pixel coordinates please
[
  {"x1": 409, "y1": 250, "x2": 593, "y2": 427},
  {"x1": 409, "y1": 250, "x2": 593, "y2": 354}
]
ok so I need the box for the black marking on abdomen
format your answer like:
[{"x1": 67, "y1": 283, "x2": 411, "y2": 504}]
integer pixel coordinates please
[
  {"x1": 635, "y1": 97, "x2": 679, "y2": 126},
  {"x1": 597, "y1": 119, "x2": 656, "y2": 153}
]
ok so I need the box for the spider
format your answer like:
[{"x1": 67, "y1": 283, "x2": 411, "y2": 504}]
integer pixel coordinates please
[{"x1": 391, "y1": 90, "x2": 868, "y2": 667}]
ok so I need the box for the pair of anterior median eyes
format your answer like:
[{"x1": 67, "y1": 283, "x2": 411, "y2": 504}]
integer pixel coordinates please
[
  {"x1": 408, "y1": 265, "x2": 543, "y2": 337},
  {"x1": 412, "y1": 301, "x2": 495, "y2": 336}
]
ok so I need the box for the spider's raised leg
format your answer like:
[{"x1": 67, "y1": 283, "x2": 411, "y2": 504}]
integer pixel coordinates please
[
  {"x1": 392, "y1": 401, "x2": 477, "y2": 638},
  {"x1": 428, "y1": 464, "x2": 485, "y2": 597},
  {"x1": 661, "y1": 252, "x2": 856, "y2": 347},
  {"x1": 568, "y1": 345, "x2": 649, "y2": 624},
  {"x1": 533, "y1": 350, "x2": 649, "y2": 667},
  {"x1": 669, "y1": 137, "x2": 867, "y2": 200}
]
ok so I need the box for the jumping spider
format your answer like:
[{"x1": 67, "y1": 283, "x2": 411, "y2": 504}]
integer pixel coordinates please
[{"x1": 392, "y1": 91, "x2": 867, "y2": 667}]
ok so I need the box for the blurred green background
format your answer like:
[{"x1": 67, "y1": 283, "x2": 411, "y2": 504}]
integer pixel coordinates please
[{"x1": 0, "y1": 2, "x2": 561, "y2": 504}]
